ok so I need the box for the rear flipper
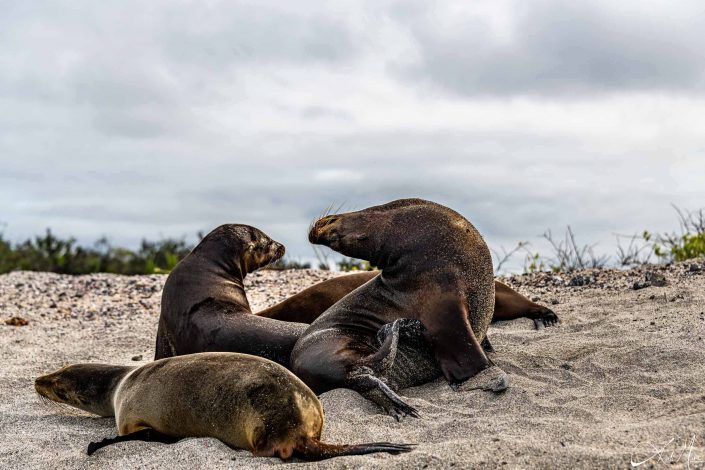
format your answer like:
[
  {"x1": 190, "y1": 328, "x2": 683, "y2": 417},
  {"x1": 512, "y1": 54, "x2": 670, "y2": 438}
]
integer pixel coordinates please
[
  {"x1": 294, "y1": 438, "x2": 414, "y2": 461},
  {"x1": 87, "y1": 428, "x2": 181, "y2": 455},
  {"x1": 493, "y1": 281, "x2": 560, "y2": 329},
  {"x1": 533, "y1": 309, "x2": 560, "y2": 329}
]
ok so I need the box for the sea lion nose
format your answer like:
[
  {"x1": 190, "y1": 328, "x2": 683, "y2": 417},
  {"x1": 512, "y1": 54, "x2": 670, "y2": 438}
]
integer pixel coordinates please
[
  {"x1": 309, "y1": 216, "x2": 340, "y2": 243},
  {"x1": 34, "y1": 376, "x2": 50, "y2": 394}
]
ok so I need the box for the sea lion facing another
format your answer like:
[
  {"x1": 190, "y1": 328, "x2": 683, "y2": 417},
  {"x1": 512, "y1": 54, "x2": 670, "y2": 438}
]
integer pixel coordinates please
[
  {"x1": 34, "y1": 353, "x2": 413, "y2": 460},
  {"x1": 156, "y1": 222, "x2": 558, "y2": 365},
  {"x1": 257, "y1": 271, "x2": 560, "y2": 329},
  {"x1": 154, "y1": 224, "x2": 308, "y2": 365},
  {"x1": 290, "y1": 199, "x2": 508, "y2": 418}
]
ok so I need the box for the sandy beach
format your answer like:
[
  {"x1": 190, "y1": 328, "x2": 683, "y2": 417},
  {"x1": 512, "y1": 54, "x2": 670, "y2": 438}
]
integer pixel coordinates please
[{"x1": 1, "y1": 264, "x2": 704, "y2": 469}]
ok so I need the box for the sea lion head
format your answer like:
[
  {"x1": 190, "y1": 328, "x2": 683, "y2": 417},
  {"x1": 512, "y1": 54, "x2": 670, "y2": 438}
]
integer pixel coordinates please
[
  {"x1": 241, "y1": 227, "x2": 286, "y2": 273},
  {"x1": 197, "y1": 224, "x2": 285, "y2": 274},
  {"x1": 309, "y1": 198, "x2": 470, "y2": 269},
  {"x1": 34, "y1": 364, "x2": 129, "y2": 416}
]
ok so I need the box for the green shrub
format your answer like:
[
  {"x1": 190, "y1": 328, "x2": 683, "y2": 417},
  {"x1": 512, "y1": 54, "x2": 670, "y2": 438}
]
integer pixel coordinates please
[
  {"x1": 337, "y1": 257, "x2": 375, "y2": 272},
  {"x1": 652, "y1": 207, "x2": 705, "y2": 262},
  {"x1": 0, "y1": 229, "x2": 193, "y2": 275}
]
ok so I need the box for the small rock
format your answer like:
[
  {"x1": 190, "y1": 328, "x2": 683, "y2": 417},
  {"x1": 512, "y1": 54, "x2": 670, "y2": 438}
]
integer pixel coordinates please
[
  {"x1": 689, "y1": 263, "x2": 703, "y2": 273},
  {"x1": 131, "y1": 354, "x2": 143, "y2": 361},
  {"x1": 551, "y1": 299, "x2": 560, "y2": 305},
  {"x1": 532, "y1": 296, "x2": 540, "y2": 302},
  {"x1": 560, "y1": 363, "x2": 571, "y2": 370},
  {"x1": 4, "y1": 316, "x2": 29, "y2": 326},
  {"x1": 650, "y1": 321, "x2": 656, "y2": 325},
  {"x1": 645, "y1": 271, "x2": 668, "y2": 287},
  {"x1": 569, "y1": 275, "x2": 594, "y2": 287}
]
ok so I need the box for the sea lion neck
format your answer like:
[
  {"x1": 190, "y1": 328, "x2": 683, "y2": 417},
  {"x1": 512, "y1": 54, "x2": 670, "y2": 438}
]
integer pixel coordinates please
[
  {"x1": 89, "y1": 365, "x2": 135, "y2": 417},
  {"x1": 376, "y1": 240, "x2": 472, "y2": 295},
  {"x1": 192, "y1": 237, "x2": 247, "y2": 282}
]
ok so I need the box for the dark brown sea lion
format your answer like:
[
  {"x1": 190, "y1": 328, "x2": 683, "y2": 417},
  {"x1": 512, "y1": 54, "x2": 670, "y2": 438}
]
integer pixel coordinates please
[
  {"x1": 154, "y1": 224, "x2": 307, "y2": 365},
  {"x1": 290, "y1": 199, "x2": 508, "y2": 418},
  {"x1": 34, "y1": 352, "x2": 413, "y2": 460},
  {"x1": 257, "y1": 271, "x2": 559, "y2": 329}
]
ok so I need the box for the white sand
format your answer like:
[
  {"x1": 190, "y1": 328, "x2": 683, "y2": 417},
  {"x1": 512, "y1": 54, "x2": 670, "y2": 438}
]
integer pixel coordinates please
[{"x1": 1, "y1": 265, "x2": 704, "y2": 469}]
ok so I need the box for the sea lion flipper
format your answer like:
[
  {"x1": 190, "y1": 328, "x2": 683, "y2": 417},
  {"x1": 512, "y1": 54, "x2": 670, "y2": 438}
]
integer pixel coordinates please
[
  {"x1": 493, "y1": 282, "x2": 560, "y2": 328},
  {"x1": 533, "y1": 310, "x2": 560, "y2": 329},
  {"x1": 452, "y1": 365, "x2": 509, "y2": 393},
  {"x1": 87, "y1": 428, "x2": 180, "y2": 455},
  {"x1": 293, "y1": 438, "x2": 414, "y2": 460},
  {"x1": 419, "y1": 301, "x2": 494, "y2": 385}
]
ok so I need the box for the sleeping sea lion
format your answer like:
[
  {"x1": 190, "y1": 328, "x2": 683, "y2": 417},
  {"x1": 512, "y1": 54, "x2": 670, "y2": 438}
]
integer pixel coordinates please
[{"x1": 34, "y1": 352, "x2": 414, "y2": 460}]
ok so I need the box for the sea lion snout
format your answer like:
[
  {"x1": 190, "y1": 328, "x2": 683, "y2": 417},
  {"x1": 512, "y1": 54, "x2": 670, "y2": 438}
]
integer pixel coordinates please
[
  {"x1": 271, "y1": 241, "x2": 285, "y2": 261},
  {"x1": 34, "y1": 375, "x2": 54, "y2": 396},
  {"x1": 34, "y1": 372, "x2": 70, "y2": 404},
  {"x1": 309, "y1": 216, "x2": 340, "y2": 244}
]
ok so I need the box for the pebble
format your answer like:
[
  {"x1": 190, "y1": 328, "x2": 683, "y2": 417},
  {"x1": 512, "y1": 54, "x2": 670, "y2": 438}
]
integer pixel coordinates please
[{"x1": 0, "y1": 269, "x2": 343, "y2": 324}]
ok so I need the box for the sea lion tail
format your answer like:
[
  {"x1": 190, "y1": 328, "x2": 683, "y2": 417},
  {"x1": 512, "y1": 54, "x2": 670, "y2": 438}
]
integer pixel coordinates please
[{"x1": 293, "y1": 438, "x2": 414, "y2": 460}]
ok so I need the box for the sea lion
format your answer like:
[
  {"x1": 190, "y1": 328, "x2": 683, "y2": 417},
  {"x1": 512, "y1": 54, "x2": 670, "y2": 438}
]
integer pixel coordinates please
[
  {"x1": 257, "y1": 271, "x2": 559, "y2": 329},
  {"x1": 154, "y1": 224, "x2": 307, "y2": 365},
  {"x1": 34, "y1": 352, "x2": 413, "y2": 460},
  {"x1": 154, "y1": 222, "x2": 556, "y2": 367},
  {"x1": 290, "y1": 199, "x2": 508, "y2": 418}
]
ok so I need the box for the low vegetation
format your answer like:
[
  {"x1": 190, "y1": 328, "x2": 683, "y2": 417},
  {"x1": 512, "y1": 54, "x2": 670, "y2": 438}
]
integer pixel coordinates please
[
  {"x1": 492, "y1": 206, "x2": 705, "y2": 274},
  {"x1": 0, "y1": 229, "x2": 192, "y2": 275},
  {"x1": 1, "y1": 206, "x2": 703, "y2": 275}
]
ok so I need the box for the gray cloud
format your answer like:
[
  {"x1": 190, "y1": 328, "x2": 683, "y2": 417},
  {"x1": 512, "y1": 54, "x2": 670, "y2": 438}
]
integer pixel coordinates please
[
  {"x1": 396, "y1": 0, "x2": 705, "y2": 96},
  {"x1": 1, "y1": 1, "x2": 704, "y2": 271}
]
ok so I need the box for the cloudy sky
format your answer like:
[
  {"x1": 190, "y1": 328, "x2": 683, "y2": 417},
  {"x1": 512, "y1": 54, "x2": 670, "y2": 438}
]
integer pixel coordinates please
[{"x1": 1, "y1": 0, "x2": 704, "y2": 271}]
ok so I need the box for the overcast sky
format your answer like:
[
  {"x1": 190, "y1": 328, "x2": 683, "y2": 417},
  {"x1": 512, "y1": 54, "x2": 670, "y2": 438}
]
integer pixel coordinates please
[{"x1": 1, "y1": 0, "x2": 704, "y2": 271}]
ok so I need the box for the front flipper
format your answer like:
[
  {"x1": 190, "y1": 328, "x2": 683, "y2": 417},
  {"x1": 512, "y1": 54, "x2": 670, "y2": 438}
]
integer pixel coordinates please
[
  {"x1": 87, "y1": 428, "x2": 181, "y2": 455},
  {"x1": 420, "y1": 299, "x2": 509, "y2": 393}
]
